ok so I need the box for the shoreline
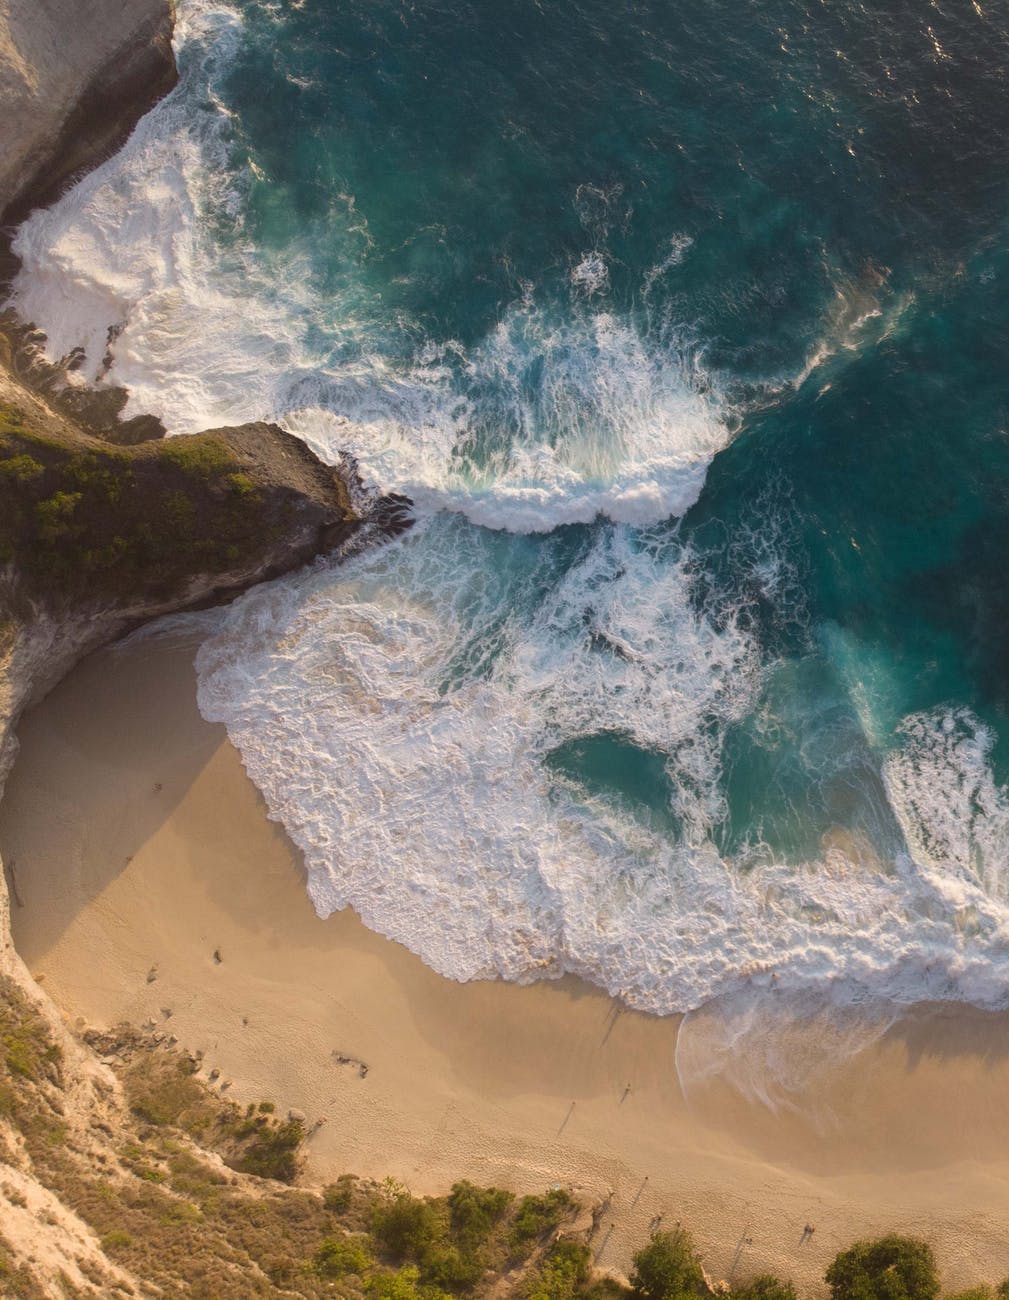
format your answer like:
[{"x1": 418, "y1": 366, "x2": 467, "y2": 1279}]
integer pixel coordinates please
[{"x1": 4, "y1": 630, "x2": 1009, "y2": 1289}]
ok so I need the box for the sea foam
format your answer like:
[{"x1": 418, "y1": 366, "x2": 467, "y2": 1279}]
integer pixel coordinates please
[{"x1": 195, "y1": 515, "x2": 1009, "y2": 1015}]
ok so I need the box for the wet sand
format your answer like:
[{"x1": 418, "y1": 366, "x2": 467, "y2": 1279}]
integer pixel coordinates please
[{"x1": 4, "y1": 630, "x2": 1009, "y2": 1289}]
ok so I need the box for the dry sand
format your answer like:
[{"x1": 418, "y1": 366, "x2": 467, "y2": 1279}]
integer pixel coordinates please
[{"x1": 4, "y1": 629, "x2": 1009, "y2": 1291}]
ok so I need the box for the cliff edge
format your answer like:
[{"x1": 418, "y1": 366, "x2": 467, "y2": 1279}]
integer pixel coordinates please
[{"x1": 0, "y1": 0, "x2": 177, "y2": 226}]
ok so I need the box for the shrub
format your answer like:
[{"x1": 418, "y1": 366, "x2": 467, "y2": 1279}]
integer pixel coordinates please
[
  {"x1": 372, "y1": 1193, "x2": 441, "y2": 1261},
  {"x1": 324, "y1": 1177, "x2": 355, "y2": 1213},
  {"x1": 510, "y1": 1189, "x2": 576, "y2": 1247},
  {"x1": 630, "y1": 1230, "x2": 707, "y2": 1300},
  {"x1": 314, "y1": 1236, "x2": 372, "y2": 1277},
  {"x1": 448, "y1": 1180, "x2": 513, "y2": 1250},
  {"x1": 525, "y1": 1239, "x2": 592, "y2": 1300},
  {"x1": 366, "y1": 1264, "x2": 451, "y2": 1300},
  {"x1": 734, "y1": 1277, "x2": 797, "y2": 1300},
  {"x1": 0, "y1": 454, "x2": 43, "y2": 481},
  {"x1": 125, "y1": 1056, "x2": 208, "y2": 1128},
  {"x1": 584, "y1": 1281, "x2": 633, "y2": 1300},
  {"x1": 0, "y1": 985, "x2": 62, "y2": 1083},
  {"x1": 228, "y1": 471, "x2": 258, "y2": 497},
  {"x1": 232, "y1": 1118, "x2": 304, "y2": 1183},
  {"x1": 422, "y1": 1243, "x2": 484, "y2": 1291},
  {"x1": 825, "y1": 1236, "x2": 939, "y2": 1300},
  {"x1": 101, "y1": 1230, "x2": 133, "y2": 1252},
  {"x1": 35, "y1": 490, "x2": 82, "y2": 541}
]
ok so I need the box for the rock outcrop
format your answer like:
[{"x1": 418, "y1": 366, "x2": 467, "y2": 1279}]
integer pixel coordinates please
[
  {"x1": 0, "y1": 0, "x2": 177, "y2": 225},
  {"x1": 0, "y1": 351, "x2": 374, "y2": 789}
]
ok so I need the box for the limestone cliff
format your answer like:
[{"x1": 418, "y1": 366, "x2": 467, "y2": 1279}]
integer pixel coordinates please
[{"x1": 0, "y1": 0, "x2": 177, "y2": 225}]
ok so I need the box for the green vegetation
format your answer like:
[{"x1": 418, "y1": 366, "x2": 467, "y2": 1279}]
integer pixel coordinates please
[
  {"x1": 630, "y1": 1230, "x2": 707, "y2": 1300},
  {"x1": 825, "y1": 1237, "x2": 939, "y2": 1300},
  {"x1": 0, "y1": 402, "x2": 312, "y2": 602},
  {"x1": 324, "y1": 1174, "x2": 356, "y2": 1213},
  {"x1": 373, "y1": 1190, "x2": 443, "y2": 1260},
  {"x1": 368, "y1": 1178, "x2": 558, "y2": 1294},
  {"x1": 0, "y1": 981, "x2": 62, "y2": 1083},
  {"x1": 524, "y1": 1239, "x2": 593, "y2": 1299},
  {"x1": 511, "y1": 1189, "x2": 578, "y2": 1247},
  {"x1": 122, "y1": 1046, "x2": 306, "y2": 1182},
  {"x1": 733, "y1": 1278, "x2": 798, "y2": 1300},
  {"x1": 449, "y1": 1180, "x2": 514, "y2": 1250},
  {"x1": 313, "y1": 1235, "x2": 372, "y2": 1277}
]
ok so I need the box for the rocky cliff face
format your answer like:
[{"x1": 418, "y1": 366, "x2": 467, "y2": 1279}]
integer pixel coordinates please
[{"x1": 0, "y1": 0, "x2": 177, "y2": 225}]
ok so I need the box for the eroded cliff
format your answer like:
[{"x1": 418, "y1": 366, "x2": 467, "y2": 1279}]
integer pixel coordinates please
[{"x1": 0, "y1": 0, "x2": 177, "y2": 225}]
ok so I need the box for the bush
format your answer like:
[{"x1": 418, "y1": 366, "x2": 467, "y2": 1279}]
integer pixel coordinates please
[
  {"x1": 372, "y1": 1193, "x2": 441, "y2": 1261},
  {"x1": 584, "y1": 1281, "x2": 633, "y2": 1300},
  {"x1": 232, "y1": 1118, "x2": 304, "y2": 1183},
  {"x1": 125, "y1": 1056, "x2": 208, "y2": 1128},
  {"x1": 510, "y1": 1189, "x2": 576, "y2": 1247},
  {"x1": 525, "y1": 1239, "x2": 592, "y2": 1300},
  {"x1": 366, "y1": 1264, "x2": 451, "y2": 1300},
  {"x1": 825, "y1": 1236, "x2": 938, "y2": 1300},
  {"x1": 422, "y1": 1244, "x2": 483, "y2": 1290},
  {"x1": 0, "y1": 454, "x2": 43, "y2": 481},
  {"x1": 228, "y1": 471, "x2": 259, "y2": 497},
  {"x1": 35, "y1": 490, "x2": 82, "y2": 541},
  {"x1": 734, "y1": 1277, "x2": 796, "y2": 1300},
  {"x1": 448, "y1": 1181, "x2": 513, "y2": 1250},
  {"x1": 630, "y1": 1230, "x2": 707, "y2": 1300},
  {"x1": 314, "y1": 1236, "x2": 372, "y2": 1277},
  {"x1": 324, "y1": 1176, "x2": 356, "y2": 1214},
  {"x1": 101, "y1": 1230, "x2": 133, "y2": 1252}
]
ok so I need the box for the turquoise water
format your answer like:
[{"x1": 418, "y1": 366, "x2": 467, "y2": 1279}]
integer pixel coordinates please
[{"x1": 13, "y1": 0, "x2": 1009, "y2": 1013}]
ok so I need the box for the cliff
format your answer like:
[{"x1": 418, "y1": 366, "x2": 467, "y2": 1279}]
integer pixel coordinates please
[
  {"x1": 0, "y1": 347, "x2": 377, "y2": 787},
  {"x1": 0, "y1": 0, "x2": 177, "y2": 226}
]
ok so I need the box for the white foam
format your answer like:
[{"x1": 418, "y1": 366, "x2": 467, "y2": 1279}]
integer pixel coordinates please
[
  {"x1": 281, "y1": 305, "x2": 727, "y2": 532},
  {"x1": 8, "y1": 0, "x2": 729, "y2": 533},
  {"x1": 195, "y1": 515, "x2": 1009, "y2": 1015},
  {"x1": 885, "y1": 707, "x2": 1009, "y2": 909}
]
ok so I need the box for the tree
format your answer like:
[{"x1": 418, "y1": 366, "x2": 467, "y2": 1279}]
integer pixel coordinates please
[
  {"x1": 372, "y1": 1194, "x2": 441, "y2": 1262},
  {"x1": 448, "y1": 1181, "x2": 513, "y2": 1251},
  {"x1": 366, "y1": 1265, "x2": 451, "y2": 1300},
  {"x1": 630, "y1": 1230, "x2": 707, "y2": 1300},
  {"x1": 824, "y1": 1236, "x2": 939, "y2": 1300},
  {"x1": 525, "y1": 1240, "x2": 592, "y2": 1300},
  {"x1": 734, "y1": 1277, "x2": 797, "y2": 1300}
]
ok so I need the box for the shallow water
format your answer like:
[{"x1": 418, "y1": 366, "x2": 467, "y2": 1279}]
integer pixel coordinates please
[{"x1": 11, "y1": 0, "x2": 1009, "y2": 1017}]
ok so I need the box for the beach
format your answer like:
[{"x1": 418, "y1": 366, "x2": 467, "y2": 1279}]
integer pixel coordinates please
[{"x1": 1, "y1": 629, "x2": 1009, "y2": 1291}]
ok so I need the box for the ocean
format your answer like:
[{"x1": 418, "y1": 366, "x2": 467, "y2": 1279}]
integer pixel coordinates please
[{"x1": 11, "y1": 0, "x2": 1009, "y2": 1028}]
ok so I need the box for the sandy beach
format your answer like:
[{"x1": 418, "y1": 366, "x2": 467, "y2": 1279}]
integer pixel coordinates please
[{"x1": 4, "y1": 628, "x2": 1009, "y2": 1291}]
